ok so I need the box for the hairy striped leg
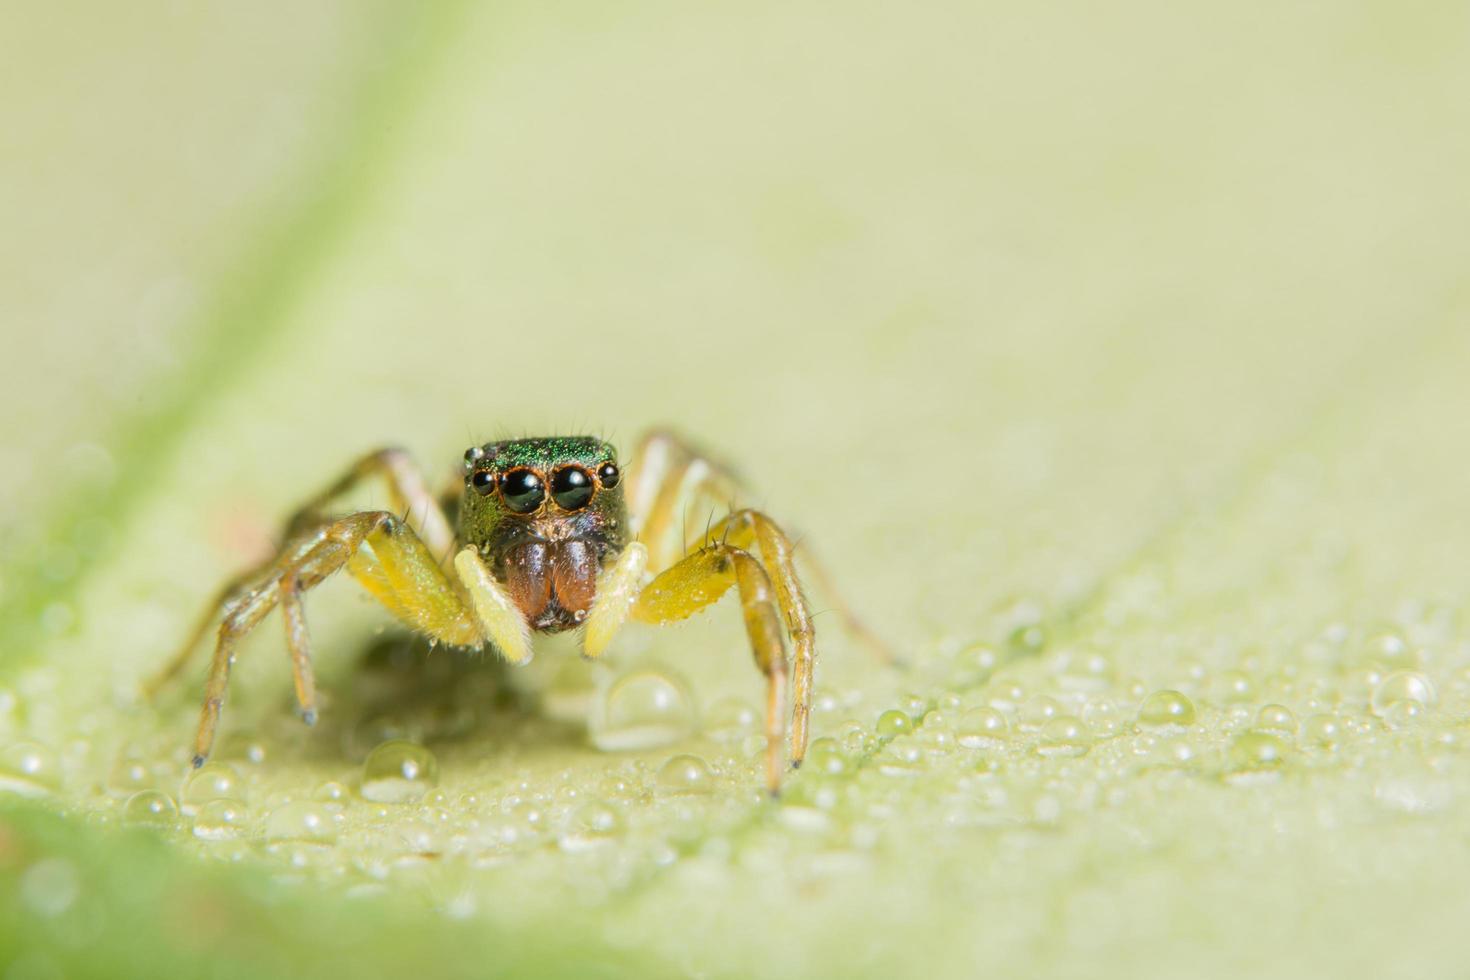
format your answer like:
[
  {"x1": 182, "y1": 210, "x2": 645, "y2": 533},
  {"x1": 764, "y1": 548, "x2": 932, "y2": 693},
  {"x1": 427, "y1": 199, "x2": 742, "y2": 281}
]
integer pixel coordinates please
[
  {"x1": 190, "y1": 511, "x2": 480, "y2": 766},
  {"x1": 625, "y1": 429, "x2": 742, "y2": 572},
  {"x1": 628, "y1": 542, "x2": 790, "y2": 795},
  {"x1": 631, "y1": 429, "x2": 893, "y2": 667},
  {"x1": 148, "y1": 447, "x2": 458, "y2": 697}
]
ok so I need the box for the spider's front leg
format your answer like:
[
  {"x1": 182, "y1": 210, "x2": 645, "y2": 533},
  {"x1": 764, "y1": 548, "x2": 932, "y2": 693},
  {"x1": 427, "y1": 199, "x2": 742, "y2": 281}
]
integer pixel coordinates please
[
  {"x1": 147, "y1": 447, "x2": 459, "y2": 697},
  {"x1": 601, "y1": 541, "x2": 792, "y2": 795},
  {"x1": 190, "y1": 511, "x2": 479, "y2": 765}
]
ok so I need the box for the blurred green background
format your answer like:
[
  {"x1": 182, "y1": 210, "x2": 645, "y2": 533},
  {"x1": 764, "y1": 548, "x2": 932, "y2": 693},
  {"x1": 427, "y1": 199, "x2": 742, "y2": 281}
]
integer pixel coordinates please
[{"x1": 3, "y1": 1, "x2": 1470, "y2": 977}]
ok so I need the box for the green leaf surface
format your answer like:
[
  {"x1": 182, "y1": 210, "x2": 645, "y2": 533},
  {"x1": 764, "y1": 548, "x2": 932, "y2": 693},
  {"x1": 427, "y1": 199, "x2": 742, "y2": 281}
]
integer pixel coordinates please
[{"x1": 4, "y1": 2, "x2": 1470, "y2": 977}]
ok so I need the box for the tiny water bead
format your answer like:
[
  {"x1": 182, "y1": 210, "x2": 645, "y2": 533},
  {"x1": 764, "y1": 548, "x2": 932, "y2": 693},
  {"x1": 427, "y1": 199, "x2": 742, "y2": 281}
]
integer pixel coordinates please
[
  {"x1": 804, "y1": 738, "x2": 851, "y2": 776},
  {"x1": 704, "y1": 697, "x2": 758, "y2": 742},
  {"x1": 1371, "y1": 671, "x2": 1437, "y2": 716},
  {"x1": 314, "y1": 781, "x2": 349, "y2": 804},
  {"x1": 181, "y1": 762, "x2": 246, "y2": 811},
  {"x1": 1302, "y1": 714, "x2": 1343, "y2": 747},
  {"x1": 1381, "y1": 699, "x2": 1428, "y2": 729},
  {"x1": 1137, "y1": 690, "x2": 1196, "y2": 728},
  {"x1": 657, "y1": 755, "x2": 714, "y2": 795},
  {"x1": 105, "y1": 756, "x2": 156, "y2": 797},
  {"x1": 264, "y1": 801, "x2": 337, "y2": 843},
  {"x1": 1228, "y1": 732, "x2": 1288, "y2": 772},
  {"x1": 957, "y1": 707, "x2": 1008, "y2": 747},
  {"x1": 193, "y1": 799, "x2": 250, "y2": 840},
  {"x1": 1217, "y1": 671, "x2": 1254, "y2": 703},
  {"x1": 360, "y1": 740, "x2": 440, "y2": 804},
  {"x1": 0, "y1": 741, "x2": 61, "y2": 795},
  {"x1": 1018, "y1": 696, "x2": 1061, "y2": 730},
  {"x1": 590, "y1": 668, "x2": 697, "y2": 751},
  {"x1": 558, "y1": 804, "x2": 622, "y2": 852},
  {"x1": 1254, "y1": 704, "x2": 1298, "y2": 737},
  {"x1": 1363, "y1": 629, "x2": 1416, "y2": 669},
  {"x1": 1037, "y1": 716, "x2": 1091, "y2": 758},
  {"x1": 123, "y1": 789, "x2": 179, "y2": 828},
  {"x1": 876, "y1": 709, "x2": 913, "y2": 739}
]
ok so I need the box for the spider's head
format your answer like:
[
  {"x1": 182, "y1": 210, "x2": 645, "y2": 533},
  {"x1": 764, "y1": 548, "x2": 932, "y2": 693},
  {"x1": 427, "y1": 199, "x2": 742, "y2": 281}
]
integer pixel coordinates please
[{"x1": 459, "y1": 436, "x2": 627, "y2": 632}]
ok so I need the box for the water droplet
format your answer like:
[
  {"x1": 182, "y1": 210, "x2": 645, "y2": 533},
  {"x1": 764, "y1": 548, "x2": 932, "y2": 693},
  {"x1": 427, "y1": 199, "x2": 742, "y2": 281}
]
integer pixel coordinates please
[
  {"x1": 589, "y1": 668, "x2": 696, "y2": 751},
  {"x1": 1363, "y1": 629, "x2": 1415, "y2": 669},
  {"x1": 1302, "y1": 714, "x2": 1342, "y2": 747},
  {"x1": 264, "y1": 801, "x2": 337, "y2": 843},
  {"x1": 181, "y1": 763, "x2": 246, "y2": 812},
  {"x1": 957, "y1": 707, "x2": 1008, "y2": 747},
  {"x1": 876, "y1": 741, "x2": 924, "y2": 776},
  {"x1": 0, "y1": 741, "x2": 61, "y2": 796},
  {"x1": 876, "y1": 709, "x2": 913, "y2": 738},
  {"x1": 704, "y1": 697, "x2": 758, "y2": 742},
  {"x1": 1371, "y1": 671, "x2": 1436, "y2": 716},
  {"x1": 105, "y1": 755, "x2": 154, "y2": 797},
  {"x1": 216, "y1": 732, "x2": 267, "y2": 766},
  {"x1": 1254, "y1": 704, "x2": 1297, "y2": 736},
  {"x1": 1019, "y1": 695, "x2": 1061, "y2": 730},
  {"x1": 1081, "y1": 699, "x2": 1122, "y2": 737},
  {"x1": 1228, "y1": 732, "x2": 1288, "y2": 771},
  {"x1": 657, "y1": 754, "x2": 714, "y2": 795},
  {"x1": 361, "y1": 740, "x2": 440, "y2": 803},
  {"x1": 576, "y1": 800, "x2": 621, "y2": 834},
  {"x1": 1037, "y1": 716, "x2": 1091, "y2": 757},
  {"x1": 1382, "y1": 699, "x2": 1428, "y2": 729},
  {"x1": 313, "y1": 781, "x2": 348, "y2": 804},
  {"x1": 1217, "y1": 671, "x2": 1254, "y2": 703},
  {"x1": 804, "y1": 737, "x2": 851, "y2": 776},
  {"x1": 123, "y1": 790, "x2": 179, "y2": 828},
  {"x1": 896, "y1": 693, "x2": 930, "y2": 720},
  {"x1": 1137, "y1": 690, "x2": 1196, "y2": 728},
  {"x1": 1008, "y1": 623, "x2": 1046, "y2": 655},
  {"x1": 193, "y1": 799, "x2": 249, "y2": 840}
]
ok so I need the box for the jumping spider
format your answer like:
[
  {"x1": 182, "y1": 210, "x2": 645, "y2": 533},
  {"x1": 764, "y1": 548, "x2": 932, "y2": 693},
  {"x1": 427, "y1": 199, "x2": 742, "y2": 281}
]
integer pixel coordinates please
[{"x1": 151, "y1": 430, "x2": 883, "y2": 794}]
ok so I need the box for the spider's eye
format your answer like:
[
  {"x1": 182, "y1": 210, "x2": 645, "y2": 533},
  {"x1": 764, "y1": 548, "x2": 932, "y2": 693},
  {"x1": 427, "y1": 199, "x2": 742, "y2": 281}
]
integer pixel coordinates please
[
  {"x1": 470, "y1": 469, "x2": 497, "y2": 496},
  {"x1": 597, "y1": 462, "x2": 621, "y2": 489},
  {"x1": 550, "y1": 465, "x2": 594, "y2": 511},
  {"x1": 500, "y1": 468, "x2": 545, "y2": 513}
]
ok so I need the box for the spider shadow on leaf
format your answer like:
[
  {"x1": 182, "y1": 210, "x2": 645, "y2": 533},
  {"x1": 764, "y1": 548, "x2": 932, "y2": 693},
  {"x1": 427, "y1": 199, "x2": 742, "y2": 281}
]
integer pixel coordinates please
[{"x1": 284, "y1": 629, "x2": 590, "y2": 767}]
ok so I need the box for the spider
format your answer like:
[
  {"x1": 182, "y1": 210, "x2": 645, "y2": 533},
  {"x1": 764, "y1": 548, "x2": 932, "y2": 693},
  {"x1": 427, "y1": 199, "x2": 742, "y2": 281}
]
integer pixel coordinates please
[{"x1": 149, "y1": 430, "x2": 884, "y2": 794}]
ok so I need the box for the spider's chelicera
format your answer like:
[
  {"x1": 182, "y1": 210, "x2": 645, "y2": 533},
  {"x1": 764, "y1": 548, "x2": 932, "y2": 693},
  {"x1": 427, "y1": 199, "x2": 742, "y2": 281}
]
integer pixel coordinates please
[{"x1": 150, "y1": 431, "x2": 884, "y2": 795}]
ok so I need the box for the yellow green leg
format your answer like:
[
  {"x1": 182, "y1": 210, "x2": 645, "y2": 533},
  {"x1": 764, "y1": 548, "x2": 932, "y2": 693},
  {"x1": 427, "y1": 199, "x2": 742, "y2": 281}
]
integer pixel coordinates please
[
  {"x1": 582, "y1": 542, "x2": 649, "y2": 658},
  {"x1": 453, "y1": 547, "x2": 533, "y2": 665},
  {"x1": 696, "y1": 509, "x2": 817, "y2": 766},
  {"x1": 156, "y1": 448, "x2": 459, "y2": 702},
  {"x1": 287, "y1": 447, "x2": 457, "y2": 564},
  {"x1": 632, "y1": 543, "x2": 789, "y2": 795},
  {"x1": 626, "y1": 429, "x2": 742, "y2": 572},
  {"x1": 191, "y1": 511, "x2": 480, "y2": 767}
]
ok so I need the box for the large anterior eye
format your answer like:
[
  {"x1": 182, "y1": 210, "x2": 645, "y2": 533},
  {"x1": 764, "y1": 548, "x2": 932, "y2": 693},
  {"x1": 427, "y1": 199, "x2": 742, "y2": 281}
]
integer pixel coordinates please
[
  {"x1": 550, "y1": 465, "x2": 594, "y2": 511},
  {"x1": 500, "y1": 468, "x2": 545, "y2": 513}
]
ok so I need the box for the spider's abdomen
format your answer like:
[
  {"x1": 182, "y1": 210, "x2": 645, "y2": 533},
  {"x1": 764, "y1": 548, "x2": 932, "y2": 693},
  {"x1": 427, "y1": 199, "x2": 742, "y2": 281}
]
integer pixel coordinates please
[{"x1": 497, "y1": 538, "x2": 600, "y2": 632}]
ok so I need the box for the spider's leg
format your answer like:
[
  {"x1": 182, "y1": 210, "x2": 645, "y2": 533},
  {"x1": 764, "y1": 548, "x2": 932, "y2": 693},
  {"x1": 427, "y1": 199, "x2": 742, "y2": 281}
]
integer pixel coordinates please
[
  {"x1": 287, "y1": 447, "x2": 457, "y2": 564},
  {"x1": 143, "y1": 568, "x2": 262, "y2": 699},
  {"x1": 192, "y1": 511, "x2": 480, "y2": 766},
  {"x1": 452, "y1": 547, "x2": 533, "y2": 665},
  {"x1": 582, "y1": 542, "x2": 649, "y2": 659},
  {"x1": 696, "y1": 510, "x2": 819, "y2": 767},
  {"x1": 631, "y1": 543, "x2": 789, "y2": 795},
  {"x1": 683, "y1": 507, "x2": 896, "y2": 669},
  {"x1": 787, "y1": 538, "x2": 896, "y2": 666},
  {"x1": 157, "y1": 449, "x2": 460, "y2": 700},
  {"x1": 626, "y1": 429, "x2": 742, "y2": 571}
]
